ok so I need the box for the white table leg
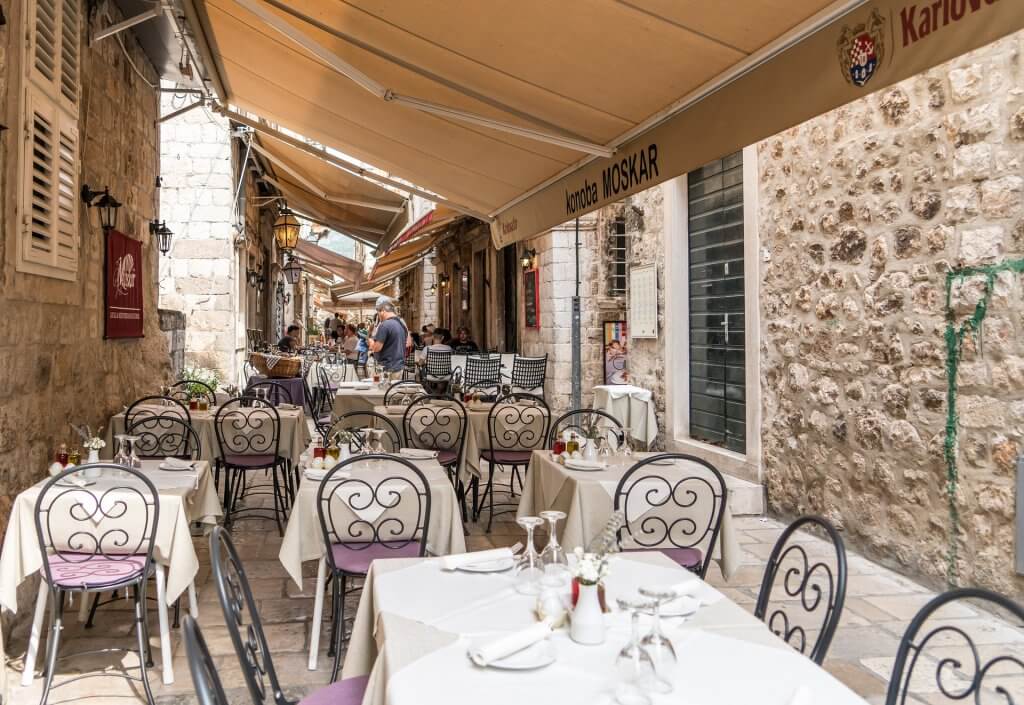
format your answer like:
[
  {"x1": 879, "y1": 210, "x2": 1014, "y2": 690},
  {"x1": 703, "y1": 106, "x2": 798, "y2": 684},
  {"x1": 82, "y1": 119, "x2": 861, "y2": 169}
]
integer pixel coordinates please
[
  {"x1": 21, "y1": 580, "x2": 48, "y2": 686},
  {"x1": 76, "y1": 592, "x2": 89, "y2": 622},
  {"x1": 153, "y1": 564, "x2": 174, "y2": 684},
  {"x1": 188, "y1": 581, "x2": 198, "y2": 619},
  {"x1": 307, "y1": 557, "x2": 327, "y2": 670}
]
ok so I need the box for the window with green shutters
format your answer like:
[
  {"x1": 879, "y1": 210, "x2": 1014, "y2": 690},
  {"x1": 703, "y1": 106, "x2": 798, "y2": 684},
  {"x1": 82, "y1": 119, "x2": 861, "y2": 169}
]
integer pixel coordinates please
[{"x1": 687, "y1": 152, "x2": 746, "y2": 454}]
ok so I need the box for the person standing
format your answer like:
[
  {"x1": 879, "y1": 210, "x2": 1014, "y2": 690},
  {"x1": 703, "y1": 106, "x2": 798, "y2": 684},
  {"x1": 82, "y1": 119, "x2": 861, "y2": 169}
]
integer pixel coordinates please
[{"x1": 368, "y1": 297, "x2": 409, "y2": 378}]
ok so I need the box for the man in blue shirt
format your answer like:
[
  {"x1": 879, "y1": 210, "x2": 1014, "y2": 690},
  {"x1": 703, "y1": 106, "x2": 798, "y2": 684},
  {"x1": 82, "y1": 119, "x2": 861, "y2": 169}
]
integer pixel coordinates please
[{"x1": 368, "y1": 297, "x2": 409, "y2": 376}]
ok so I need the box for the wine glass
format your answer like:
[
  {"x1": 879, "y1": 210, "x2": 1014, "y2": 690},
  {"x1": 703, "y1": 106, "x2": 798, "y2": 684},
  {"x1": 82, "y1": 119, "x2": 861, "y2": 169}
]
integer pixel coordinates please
[
  {"x1": 637, "y1": 586, "x2": 678, "y2": 693},
  {"x1": 538, "y1": 510, "x2": 570, "y2": 587},
  {"x1": 615, "y1": 597, "x2": 656, "y2": 705},
  {"x1": 514, "y1": 516, "x2": 544, "y2": 595},
  {"x1": 619, "y1": 426, "x2": 633, "y2": 459},
  {"x1": 125, "y1": 435, "x2": 143, "y2": 470},
  {"x1": 113, "y1": 434, "x2": 130, "y2": 467}
]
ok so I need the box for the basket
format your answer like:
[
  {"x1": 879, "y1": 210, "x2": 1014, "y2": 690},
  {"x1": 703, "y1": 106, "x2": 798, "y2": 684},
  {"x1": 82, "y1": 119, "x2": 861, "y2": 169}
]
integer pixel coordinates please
[{"x1": 249, "y1": 352, "x2": 302, "y2": 378}]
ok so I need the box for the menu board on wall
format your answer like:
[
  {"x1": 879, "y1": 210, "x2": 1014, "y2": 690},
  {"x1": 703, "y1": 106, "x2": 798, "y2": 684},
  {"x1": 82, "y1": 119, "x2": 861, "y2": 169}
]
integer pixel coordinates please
[
  {"x1": 629, "y1": 264, "x2": 657, "y2": 338},
  {"x1": 104, "y1": 229, "x2": 145, "y2": 339},
  {"x1": 523, "y1": 269, "x2": 540, "y2": 329}
]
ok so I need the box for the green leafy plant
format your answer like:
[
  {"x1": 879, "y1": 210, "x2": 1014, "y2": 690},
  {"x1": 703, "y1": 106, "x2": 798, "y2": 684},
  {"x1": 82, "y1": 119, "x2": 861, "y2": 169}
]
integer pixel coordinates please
[{"x1": 180, "y1": 364, "x2": 221, "y2": 397}]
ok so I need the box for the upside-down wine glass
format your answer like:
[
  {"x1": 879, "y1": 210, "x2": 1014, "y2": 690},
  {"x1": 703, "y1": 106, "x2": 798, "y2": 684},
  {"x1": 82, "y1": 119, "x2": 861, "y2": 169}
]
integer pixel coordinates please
[
  {"x1": 637, "y1": 586, "x2": 678, "y2": 693},
  {"x1": 615, "y1": 597, "x2": 656, "y2": 705},
  {"x1": 538, "y1": 510, "x2": 570, "y2": 587},
  {"x1": 113, "y1": 434, "x2": 130, "y2": 467},
  {"x1": 514, "y1": 516, "x2": 544, "y2": 595},
  {"x1": 125, "y1": 435, "x2": 143, "y2": 470},
  {"x1": 619, "y1": 426, "x2": 633, "y2": 460}
]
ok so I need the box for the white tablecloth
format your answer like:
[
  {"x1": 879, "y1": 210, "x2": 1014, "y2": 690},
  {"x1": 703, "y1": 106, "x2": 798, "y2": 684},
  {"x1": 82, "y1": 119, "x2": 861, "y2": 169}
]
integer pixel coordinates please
[
  {"x1": 278, "y1": 457, "x2": 466, "y2": 589},
  {"x1": 517, "y1": 451, "x2": 740, "y2": 579},
  {"x1": 333, "y1": 384, "x2": 388, "y2": 417},
  {"x1": 593, "y1": 385, "x2": 658, "y2": 448},
  {"x1": 0, "y1": 460, "x2": 220, "y2": 611},
  {"x1": 342, "y1": 553, "x2": 867, "y2": 705}
]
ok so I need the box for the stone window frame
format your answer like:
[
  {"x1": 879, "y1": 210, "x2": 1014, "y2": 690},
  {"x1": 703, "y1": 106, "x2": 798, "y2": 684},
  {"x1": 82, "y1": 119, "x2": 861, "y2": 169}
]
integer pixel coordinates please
[
  {"x1": 16, "y1": 0, "x2": 82, "y2": 281},
  {"x1": 663, "y1": 145, "x2": 763, "y2": 484},
  {"x1": 607, "y1": 215, "x2": 628, "y2": 296}
]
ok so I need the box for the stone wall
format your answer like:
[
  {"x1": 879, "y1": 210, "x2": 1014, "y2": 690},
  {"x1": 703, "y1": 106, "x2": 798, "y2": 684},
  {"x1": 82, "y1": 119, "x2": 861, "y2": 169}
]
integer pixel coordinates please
[
  {"x1": 158, "y1": 88, "x2": 238, "y2": 378},
  {"x1": 758, "y1": 32, "x2": 1024, "y2": 599},
  {"x1": 0, "y1": 2, "x2": 168, "y2": 624}
]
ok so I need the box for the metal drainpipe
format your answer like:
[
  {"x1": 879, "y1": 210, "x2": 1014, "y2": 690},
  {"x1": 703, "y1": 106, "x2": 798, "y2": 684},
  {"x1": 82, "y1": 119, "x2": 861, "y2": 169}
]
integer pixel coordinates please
[{"x1": 571, "y1": 218, "x2": 582, "y2": 409}]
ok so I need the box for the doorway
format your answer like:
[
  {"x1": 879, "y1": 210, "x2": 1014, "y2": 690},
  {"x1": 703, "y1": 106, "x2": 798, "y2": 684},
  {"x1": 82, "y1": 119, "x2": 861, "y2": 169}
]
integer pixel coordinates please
[
  {"x1": 501, "y1": 245, "x2": 518, "y2": 353},
  {"x1": 473, "y1": 249, "x2": 487, "y2": 349}
]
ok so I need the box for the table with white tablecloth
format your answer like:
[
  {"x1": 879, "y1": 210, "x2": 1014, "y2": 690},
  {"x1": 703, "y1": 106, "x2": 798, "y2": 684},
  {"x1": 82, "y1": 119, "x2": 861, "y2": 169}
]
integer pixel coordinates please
[
  {"x1": 332, "y1": 382, "x2": 388, "y2": 417},
  {"x1": 279, "y1": 455, "x2": 465, "y2": 669},
  {"x1": 106, "y1": 403, "x2": 312, "y2": 467},
  {"x1": 342, "y1": 552, "x2": 868, "y2": 705},
  {"x1": 593, "y1": 384, "x2": 659, "y2": 448},
  {"x1": 0, "y1": 460, "x2": 220, "y2": 685},
  {"x1": 517, "y1": 451, "x2": 741, "y2": 580}
]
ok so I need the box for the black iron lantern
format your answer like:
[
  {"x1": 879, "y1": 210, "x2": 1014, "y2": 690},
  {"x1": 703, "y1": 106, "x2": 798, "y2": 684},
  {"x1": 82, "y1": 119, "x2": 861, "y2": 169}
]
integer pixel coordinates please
[
  {"x1": 283, "y1": 255, "x2": 303, "y2": 285},
  {"x1": 149, "y1": 220, "x2": 173, "y2": 255},
  {"x1": 82, "y1": 185, "x2": 122, "y2": 230},
  {"x1": 273, "y1": 206, "x2": 301, "y2": 252}
]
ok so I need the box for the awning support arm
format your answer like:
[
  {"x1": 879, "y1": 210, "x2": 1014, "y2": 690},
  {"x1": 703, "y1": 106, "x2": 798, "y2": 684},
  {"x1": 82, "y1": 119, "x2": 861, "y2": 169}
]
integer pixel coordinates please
[
  {"x1": 91, "y1": 3, "x2": 161, "y2": 43},
  {"x1": 215, "y1": 105, "x2": 493, "y2": 222},
  {"x1": 232, "y1": 0, "x2": 614, "y2": 158},
  {"x1": 157, "y1": 100, "x2": 205, "y2": 124},
  {"x1": 250, "y1": 142, "x2": 405, "y2": 213}
]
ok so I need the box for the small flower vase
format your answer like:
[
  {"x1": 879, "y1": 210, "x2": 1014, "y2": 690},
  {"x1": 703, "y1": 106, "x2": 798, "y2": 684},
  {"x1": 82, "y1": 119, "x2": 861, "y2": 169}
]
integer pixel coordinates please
[
  {"x1": 87, "y1": 449, "x2": 101, "y2": 464},
  {"x1": 339, "y1": 444, "x2": 351, "y2": 461},
  {"x1": 570, "y1": 581, "x2": 605, "y2": 645},
  {"x1": 582, "y1": 442, "x2": 597, "y2": 461}
]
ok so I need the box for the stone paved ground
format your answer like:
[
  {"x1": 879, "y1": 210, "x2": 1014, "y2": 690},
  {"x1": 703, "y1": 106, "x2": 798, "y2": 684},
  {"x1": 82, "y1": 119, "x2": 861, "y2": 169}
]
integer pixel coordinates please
[{"x1": 6, "y1": 473, "x2": 1023, "y2": 705}]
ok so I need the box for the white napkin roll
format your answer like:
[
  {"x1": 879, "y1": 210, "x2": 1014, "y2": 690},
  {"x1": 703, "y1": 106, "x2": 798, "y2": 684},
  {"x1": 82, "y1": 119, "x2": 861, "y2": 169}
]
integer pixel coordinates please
[
  {"x1": 399, "y1": 448, "x2": 438, "y2": 459},
  {"x1": 469, "y1": 621, "x2": 552, "y2": 666},
  {"x1": 161, "y1": 457, "x2": 194, "y2": 470},
  {"x1": 439, "y1": 547, "x2": 514, "y2": 571}
]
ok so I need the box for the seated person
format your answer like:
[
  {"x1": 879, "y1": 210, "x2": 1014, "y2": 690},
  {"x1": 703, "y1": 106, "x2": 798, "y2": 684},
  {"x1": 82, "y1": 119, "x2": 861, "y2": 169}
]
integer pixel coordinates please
[
  {"x1": 277, "y1": 324, "x2": 301, "y2": 353},
  {"x1": 425, "y1": 330, "x2": 454, "y2": 354},
  {"x1": 453, "y1": 326, "x2": 479, "y2": 353}
]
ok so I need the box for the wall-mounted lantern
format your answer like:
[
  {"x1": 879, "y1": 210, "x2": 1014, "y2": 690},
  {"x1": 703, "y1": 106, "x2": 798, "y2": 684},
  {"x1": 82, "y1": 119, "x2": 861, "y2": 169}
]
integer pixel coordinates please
[
  {"x1": 82, "y1": 185, "x2": 122, "y2": 230},
  {"x1": 273, "y1": 206, "x2": 301, "y2": 252},
  {"x1": 283, "y1": 255, "x2": 303, "y2": 285},
  {"x1": 520, "y1": 247, "x2": 537, "y2": 270},
  {"x1": 149, "y1": 220, "x2": 173, "y2": 254}
]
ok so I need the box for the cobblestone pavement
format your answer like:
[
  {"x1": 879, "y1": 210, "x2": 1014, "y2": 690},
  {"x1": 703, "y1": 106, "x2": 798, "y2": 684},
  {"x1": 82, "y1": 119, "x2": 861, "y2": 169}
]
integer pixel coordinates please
[{"x1": 6, "y1": 478, "x2": 1023, "y2": 705}]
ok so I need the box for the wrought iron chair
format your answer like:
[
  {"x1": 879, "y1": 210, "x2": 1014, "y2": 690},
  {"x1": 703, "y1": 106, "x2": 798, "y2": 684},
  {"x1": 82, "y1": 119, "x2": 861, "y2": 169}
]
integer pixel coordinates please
[
  {"x1": 213, "y1": 397, "x2": 290, "y2": 536},
  {"x1": 613, "y1": 453, "x2": 728, "y2": 578},
  {"x1": 884, "y1": 588, "x2": 1024, "y2": 705},
  {"x1": 127, "y1": 415, "x2": 202, "y2": 460},
  {"x1": 402, "y1": 396, "x2": 469, "y2": 517},
  {"x1": 244, "y1": 379, "x2": 295, "y2": 406},
  {"x1": 510, "y1": 354, "x2": 547, "y2": 394},
  {"x1": 302, "y1": 372, "x2": 333, "y2": 439},
  {"x1": 402, "y1": 350, "x2": 419, "y2": 381},
  {"x1": 168, "y1": 379, "x2": 216, "y2": 406},
  {"x1": 422, "y1": 349, "x2": 454, "y2": 395},
  {"x1": 182, "y1": 616, "x2": 230, "y2": 705},
  {"x1": 321, "y1": 411, "x2": 402, "y2": 453},
  {"x1": 125, "y1": 395, "x2": 191, "y2": 430},
  {"x1": 753, "y1": 516, "x2": 848, "y2": 665},
  {"x1": 318, "y1": 361, "x2": 350, "y2": 391},
  {"x1": 478, "y1": 393, "x2": 550, "y2": 532},
  {"x1": 31, "y1": 464, "x2": 159, "y2": 705},
  {"x1": 461, "y1": 355, "x2": 502, "y2": 390},
  {"x1": 209, "y1": 527, "x2": 370, "y2": 702},
  {"x1": 547, "y1": 408, "x2": 623, "y2": 450},
  {"x1": 384, "y1": 380, "x2": 425, "y2": 406},
  {"x1": 464, "y1": 379, "x2": 502, "y2": 401},
  {"x1": 316, "y1": 455, "x2": 431, "y2": 680}
]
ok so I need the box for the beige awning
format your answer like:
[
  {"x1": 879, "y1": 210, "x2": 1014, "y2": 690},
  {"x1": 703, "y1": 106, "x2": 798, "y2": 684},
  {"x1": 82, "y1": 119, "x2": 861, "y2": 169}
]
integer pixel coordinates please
[
  {"x1": 292, "y1": 237, "x2": 364, "y2": 283},
  {"x1": 363, "y1": 206, "x2": 464, "y2": 286},
  {"x1": 192, "y1": 0, "x2": 1024, "y2": 243}
]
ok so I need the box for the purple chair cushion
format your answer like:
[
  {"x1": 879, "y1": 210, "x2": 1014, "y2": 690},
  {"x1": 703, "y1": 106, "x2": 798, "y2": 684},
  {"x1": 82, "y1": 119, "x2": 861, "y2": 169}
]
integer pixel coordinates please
[
  {"x1": 223, "y1": 453, "x2": 277, "y2": 468},
  {"x1": 480, "y1": 449, "x2": 533, "y2": 465},
  {"x1": 436, "y1": 449, "x2": 458, "y2": 466},
  {"x1": 330, "y1": 541, "x2": 421, "y2": 575},
  {"x1": 624, "y1": 546, "x2": 703, "y2": 569},
  {"x1": 299, "y1": 675, "x2": 369, "y2": 705},
  {"x1": 46, "y1": 553, "x2": 148, "y2": 589}
]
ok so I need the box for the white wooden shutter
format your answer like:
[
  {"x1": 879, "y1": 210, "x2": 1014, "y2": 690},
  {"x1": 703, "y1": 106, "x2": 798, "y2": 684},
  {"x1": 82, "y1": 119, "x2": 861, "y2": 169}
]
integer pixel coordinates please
[
  {"x1": 20, "y1": 84, "x2": 79, "y2": 279},
  {"x1": 31, "y1": 0, "x2": 80, "y2": 113}
]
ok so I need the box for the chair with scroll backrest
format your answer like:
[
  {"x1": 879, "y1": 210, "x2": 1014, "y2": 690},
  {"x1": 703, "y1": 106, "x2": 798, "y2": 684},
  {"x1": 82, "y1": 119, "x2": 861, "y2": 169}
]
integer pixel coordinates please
[
  {"x1": 384, "y1": 380, "x2": 425, "y2": 407},
  {"x1": 478, "y1": 392, "x2": 550, "y2": 532},
  {"x1": 244, "y1": 379, "x2": 295, "y2": 407},
  {"x1": 613, "y1": 453, "x2": 727, "y2": 578},
  {"x1": 127, "y1": 415, "x2": 202, "y2": 460},
  {"x1": 125, "y1": 395, "x2": 191, "y2": 430},
  {"x1": 883, "y1": 588, "x2": 1024, "y2": 705},
  {"x1": 209, "y1": 527, "x2": 370, "y2": 700},
  {"x1": 321, "y1": 411, "x2": 402, "y2": 454},
  {"x1": 753, "y1": 516, "x2": 847, "y2": 665},
  {"x1": 402, "y1": 396, "x2": 468, "y2": 515},
  {"x1": 213, "y1": 397, "x2": 289, "y2": 536},
  {"x1": 315, "y1": 456, "x2": 431, "y2": 680},
  {"x1": 32, "y1": 464, "x2": 160, "y2": 705},
  {"x1": 547, "y1": 408, "x2": 623, "y2": 452},
  {"x1": 169, "y1": 380, "x2": 216, "y2": 406}
]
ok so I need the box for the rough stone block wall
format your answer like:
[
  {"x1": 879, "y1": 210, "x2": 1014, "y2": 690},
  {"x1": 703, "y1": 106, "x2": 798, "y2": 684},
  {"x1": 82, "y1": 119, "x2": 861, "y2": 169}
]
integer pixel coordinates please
[
  {"x1": 158, "y1": 87, "x2": 237, "y2": 378},
  {"x1": 759, "y1": 32, "x2": 1024, "y2": 599},
  {"x1": 0, "y1": 4, "x2": 168, "y2": 622}
]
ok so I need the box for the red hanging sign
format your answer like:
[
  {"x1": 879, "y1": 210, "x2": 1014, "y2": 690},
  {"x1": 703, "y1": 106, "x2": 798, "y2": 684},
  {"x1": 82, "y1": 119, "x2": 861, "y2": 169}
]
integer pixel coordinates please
[{"x1": 104, "y1": 228, "x2": 144, "y2": 338}]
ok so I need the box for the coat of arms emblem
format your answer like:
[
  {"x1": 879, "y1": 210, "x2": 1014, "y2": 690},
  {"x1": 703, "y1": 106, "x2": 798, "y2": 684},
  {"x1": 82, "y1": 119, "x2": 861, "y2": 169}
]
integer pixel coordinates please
[{"x1": 837, "y1": 9, "x2": 886, "y2": 87}]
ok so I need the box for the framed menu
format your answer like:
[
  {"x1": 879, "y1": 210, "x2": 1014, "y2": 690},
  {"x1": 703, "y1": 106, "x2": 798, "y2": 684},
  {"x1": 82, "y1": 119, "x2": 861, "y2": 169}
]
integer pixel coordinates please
[
  {"x1": 523, "y1": 269, "x2": 540, "y2": 329},
  {"x1": 629, "y1": 264, "x2": 658, "y2": 338},
  {"x1": 104, "y1": 229, "x2": 145, "y2": 338}
]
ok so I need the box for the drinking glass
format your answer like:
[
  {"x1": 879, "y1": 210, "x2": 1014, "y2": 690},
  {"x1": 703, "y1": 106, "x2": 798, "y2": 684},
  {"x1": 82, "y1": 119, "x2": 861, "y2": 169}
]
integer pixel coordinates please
[
  {"x1": 113, "y1": 434, "x2": 130, "y2": 467},
  {"x1": 596, "y1": 435, "x2": 612, "y2": 459},
  {"x1": 514, "y1": 516, "x2": 544, "y2": 595},
  {"x1": 615, "y1": 597, "x2": 656, "y2": 705},
  {"x1": 539, "y1": 510, "x2": 570, "y2": 587},
  {"x1": 637, "y1": 586, "x2": 678, "y2": 693},
  {"x1": 125, "y1": 435, "x2": 143, "y2": 470},
  {"x1": 619, "y1": 427, "x2": 633, "y2": 459}
]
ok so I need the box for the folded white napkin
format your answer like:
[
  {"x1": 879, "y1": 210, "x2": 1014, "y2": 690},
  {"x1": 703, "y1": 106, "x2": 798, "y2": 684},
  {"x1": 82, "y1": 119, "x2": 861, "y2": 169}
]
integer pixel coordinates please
[
  {"x1": 160, "y1": 457, "x2": 194, "y2": 470},
  {"x1": 399, "y1": 448, "x2": 438, "y2": 459},
  {"x1": 671, "y1": 579, "x2": 701, "y2": 598},
  {"x1": 55, "y1": 474, "x2": 91, "y2": 488},
  {"x1": 304, "y1": 468, "x2": 350, "y2": 481},
  {"x1": 439, "y1": 547, "x2": 514, "y2": 571},
  {"x1": 469, "y1": 621, "x2": 552, "y2": 667}
]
